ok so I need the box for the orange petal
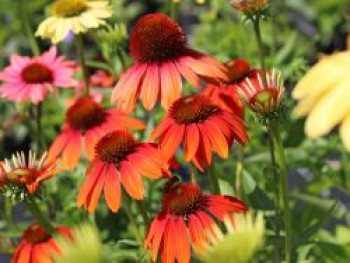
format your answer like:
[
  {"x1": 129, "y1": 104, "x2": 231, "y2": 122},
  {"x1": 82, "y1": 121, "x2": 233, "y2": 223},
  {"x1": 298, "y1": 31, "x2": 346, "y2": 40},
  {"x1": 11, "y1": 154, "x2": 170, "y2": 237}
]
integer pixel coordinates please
[
  {"x1": 140, "y1": 64, "x2": 160, "y2": 110},
  {"x1": 108, "y1": 112, "x2": 146, "y2": 130},
  {"x1": 184, "y1": 124, "x2": 200, "y2": 161},
  {"x1": 61, "y1": 130, "x2": 81, "y2": 170},
  {"x1": 47, "y1": 130, "x2": 70, "y2": 161},
  {"x1": 203, "y1": 120, "x2": 229, "y2": 158},
  {"x1": 150, "y1": 117, "x2": 173, "y2": 142},
  {"x1": 17, "y1": 243, "x2": 32, "y2": 263},
  {"x1": 161, "y1": 218, "x2": 176, "y2": 263},
  {"x1": 160, "y1": 62, "x2": 182, "y2": 109},
  {"x1": 145, "y1": 215, "x2": 168, "y2": 262},
  {"x1": 128, "y1": 153, "x2": 162, "y2": 179},
  {"x1": 176, "y1": 59, "x2": 200, "y2": 90},
  {"x1": 174, "y1": 217, "x2": 190, "y2": 263},
  {"x1": 120, "y1": 161, "x2": 144, "y2": 200},
  {"x1": 159, "y1": 123, "x2": 184, "y2": 161},
  {"x1": 103, "y1": 164, "x2": 121, "y2": 213},
  {"x1": 87, "y1": 167, "x2": 106, "y2": 214}
]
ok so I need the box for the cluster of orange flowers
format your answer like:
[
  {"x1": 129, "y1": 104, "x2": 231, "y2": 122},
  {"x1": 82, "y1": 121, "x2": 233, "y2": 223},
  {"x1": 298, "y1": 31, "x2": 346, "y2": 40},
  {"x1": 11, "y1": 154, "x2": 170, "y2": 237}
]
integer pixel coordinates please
[{"x1": 0, "y1": 6, "x2": 285, "y2": 263}]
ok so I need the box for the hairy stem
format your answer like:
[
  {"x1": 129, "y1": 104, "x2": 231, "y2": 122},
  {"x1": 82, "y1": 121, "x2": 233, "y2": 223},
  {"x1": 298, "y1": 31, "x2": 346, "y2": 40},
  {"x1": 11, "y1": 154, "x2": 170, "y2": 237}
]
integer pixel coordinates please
[
  {"x1": 123, "y1": 197, "x2": 142, "y2": 243},
  {"x1": 235, "y1": 145, "x2": 244, "y2": 198},
  {"x1": 252, "y1": 17, "x2": 267, "y2": 87},
  {"x1": 35, "y1": 103, "x2": 43, "y2": 154},
  {"x1": 207, "y1": 165, "x2": 221, "y2": 195},
  {"x1": 268, "y1": 119, "x2": 292, "y2": 263},
  {"x1": 75, "y1": 34, "x2": 90, "y2": 97}
]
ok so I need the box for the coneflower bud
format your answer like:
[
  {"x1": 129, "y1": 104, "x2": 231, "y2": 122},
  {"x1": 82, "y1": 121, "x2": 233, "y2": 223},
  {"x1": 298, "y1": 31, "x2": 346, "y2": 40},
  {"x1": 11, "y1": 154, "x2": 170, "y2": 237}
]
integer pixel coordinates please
[{"x1": 230, "y1": 0, "x2": 269, "y2": 14}]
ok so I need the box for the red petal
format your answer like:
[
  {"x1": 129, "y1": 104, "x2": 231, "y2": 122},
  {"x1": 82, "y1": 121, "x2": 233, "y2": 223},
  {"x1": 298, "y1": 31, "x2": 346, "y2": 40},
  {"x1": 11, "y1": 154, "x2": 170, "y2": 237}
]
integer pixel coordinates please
[{"x1": 120, "y1": 161, "x2": 144, "y2": 200}]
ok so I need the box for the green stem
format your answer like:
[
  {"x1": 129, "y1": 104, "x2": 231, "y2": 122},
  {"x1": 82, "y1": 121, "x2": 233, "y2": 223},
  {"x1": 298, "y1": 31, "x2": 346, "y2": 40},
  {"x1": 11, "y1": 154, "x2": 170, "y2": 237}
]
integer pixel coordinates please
[
  {"x1": 207, "y1": 166, "x2": 221, "y2": 195},
  {"x1": 340, "y1": 144, "x2": 349, "y2": 190},
  {"x1": 35, "y1": 103, "x2": 43, "y2": 154},
  {"x1": 170, "y1": 2, "x2": 179, "y2": 21},
  {"x1": 26, "y1": 200, "x2": 56, "y2": 235},
  {"x1": 268, "y1": 119, "x2": 292, "y2": 263},
  {"x1": 75, "y1": 34, "x2": 90, "y2": 97},
  {"x1": 4, "y1": 197, "x2": 15, "y2": 230},
  {"x1": 136, "y1": 200, "x2": 150, "y2": 229},
  {"x1": 252, "y1": 17, "x2": 267, "y2": 87},
  {"x1": 189, "y1": 163, "x2": 198, "y2": 184},
  {"x1": 116, "y1": 47, "x2": 127, "y2": 72},
  {"x1": 18, "y1": 0, "x2": 40, "y2": 56},
  {"x1": 235, "y1": 145, "x2": 244, "y2": 198},
  {"x1": 123, "y1": 198, "x2": 142, "y2": 243}
]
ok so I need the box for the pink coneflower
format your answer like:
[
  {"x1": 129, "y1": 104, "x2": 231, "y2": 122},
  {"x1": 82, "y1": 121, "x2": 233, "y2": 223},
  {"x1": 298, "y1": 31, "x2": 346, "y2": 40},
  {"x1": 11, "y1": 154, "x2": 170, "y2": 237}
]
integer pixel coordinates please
[
  {"x1": 111, "y1": 13, "x2": 228, "y2": 113},
  {"x1": 0, "y1": 46, "x2": 76, "y2": 105}
]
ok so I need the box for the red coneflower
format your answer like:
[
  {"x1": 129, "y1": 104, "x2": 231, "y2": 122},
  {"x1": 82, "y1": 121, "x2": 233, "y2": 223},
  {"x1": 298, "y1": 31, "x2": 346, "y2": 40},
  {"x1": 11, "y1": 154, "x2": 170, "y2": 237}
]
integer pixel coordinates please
[
  {"x1": 144, "y1": 181, "x2": 247, "y2": 263},
  {"x1": 151, "y1": 94, "x2": 247, "y2": 171},
  {"x1": 202, "y1": 59, "x2": 259, "y2": 116},
  {"x1": 48, "y1": 97, "x2": 145, "y2": 170},
  {"x1": 11, "y1": 223, "x2": 72, "y2": 263},
  {"x1": 111, "y1": 13, "x2": 228, "y2": 113},
  {"x1": 77, "y1": 130, "x2": 169, "y2": 214},
  {"x1": 0, "y1": 151, "x2": 59, "y2": 193},
  {"x1": 238, "y1": 69, "x2": 284, "y2": 115}
]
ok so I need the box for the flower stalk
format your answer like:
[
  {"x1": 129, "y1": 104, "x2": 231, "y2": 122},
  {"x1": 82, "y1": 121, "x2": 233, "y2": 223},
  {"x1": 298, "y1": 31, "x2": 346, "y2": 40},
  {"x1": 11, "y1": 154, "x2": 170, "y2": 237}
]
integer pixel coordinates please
[
  {"x1": 75, "y1": 34, "x2": 90, "y2": 97},
  {"x1": 123, "y1": 197, "x2": 142, "y2": 243},
  {"x1": 25, "y1": 199, "x2": 56, "y2": 235},
  {"x1": 136, "y1": 200, "x2": 150, "y2": 230},
  {"x1": 252, "y1": 17, "x2": 267, "y2": 86},
  {"x1": 207, "y1": 165, "x2": 221, "y2": 195},
  {"x1": 268, "y1": 119, "x2": 292, "y2": 263},
  {"x1": 35, "y1": 102, "x2": 43, "y2": 154},
  {"x1": 235, "y1": 145, "x2": 244, "y2": 198}
]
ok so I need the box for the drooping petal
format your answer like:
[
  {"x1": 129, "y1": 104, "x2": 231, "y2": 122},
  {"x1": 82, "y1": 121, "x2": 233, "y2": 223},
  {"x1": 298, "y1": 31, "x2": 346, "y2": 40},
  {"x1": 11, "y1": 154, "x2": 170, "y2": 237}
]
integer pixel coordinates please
[
  {"x1": 184, "y1": 123, "x2": 200, "y2": 161},
  {"x1": 203, "y1": 119, "x2": 229, "y2": 158},
  {"x1": 120, "y1": 160, "x2": 144, "y2": 200},
  {"x1": 140, "y1": 64, "x2": 160, "y2": 110},
  {"x1": 159, "y1": 123, "x2": 185, "y2": 161},
  {"x1": 160, "y1": 62, "x2": 182, "y2": 109},
  {"x1": 61, "y1": 130, "x2": 82, "y2": 169},
  {"x1": 47, "y1": 130, "x2": 71, "y2": 162},
  {"x1": 174, "y1": 217, "x2": 191, "y2": 263},
  {"x1": 127, "y1": 153, "x2": 162, "y2": 179},
  {"x1": 103, "y1": 164, "x2": 121, "y2": 213},
  {"x1": 161, "y1": 217, "x2": 177, "y2": 263}
]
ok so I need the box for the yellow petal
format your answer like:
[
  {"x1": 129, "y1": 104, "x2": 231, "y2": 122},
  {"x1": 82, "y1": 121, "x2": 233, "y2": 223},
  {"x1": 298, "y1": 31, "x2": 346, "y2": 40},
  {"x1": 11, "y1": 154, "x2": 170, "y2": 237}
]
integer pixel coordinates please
[
  {"x1": 340, "y1": 113, "x2": 350, "y2": 151},
  {"x1": 305, "y1": 78, "x2": 350, "y2": 138},
  {"x1": 293, "y1": 51, "x2": 350, "y2": 99}
]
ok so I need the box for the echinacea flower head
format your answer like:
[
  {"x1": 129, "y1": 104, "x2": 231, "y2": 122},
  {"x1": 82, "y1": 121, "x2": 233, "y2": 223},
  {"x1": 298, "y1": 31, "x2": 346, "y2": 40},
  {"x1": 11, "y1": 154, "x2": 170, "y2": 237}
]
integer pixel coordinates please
[
  {"x1": 144, "y1": 181, "x2": 247, "y2": 263},
  {"x1": 230, "y1": 0, "x2": 269, "y2": 14},
  {"x1": 198, "y1": 212, "x2": 265, "y2": 263},
  {"x1": 35, "y1": 0, "x2": 112, "y2": 44},
  {"x1": 0, "y1": 47, "x2": 75, "y2": 105},
  {"x1": 77, "y1": 130, "x2": 169, "y2": 214},
  {"x1": 11, "y1": 223, "x2": 72, "y2": 263},
  {"x1": 151, "y1": 94, "x2": 247, "y2": 171},
  {"x1": 111, "y1": 13, "x2": 228, "y2": 113},
  {"x1": 202, "y1": 59, "x2": 259, "y2": 116},
  {"x1": 238, "y1": 70, "x2": 284, "y2": 117},
  {"x1": 0, "y1": 151, "x2": 59, "y2": 196},
  {"x1": 54, "y1": 224, "x2": 104, "y2": 263},
  {"x1": 293, "y1": 51, "x2": 350, "y2": 151},
  {"x1": 48, "y1": 97, "x2": 145, "y2": 170}
]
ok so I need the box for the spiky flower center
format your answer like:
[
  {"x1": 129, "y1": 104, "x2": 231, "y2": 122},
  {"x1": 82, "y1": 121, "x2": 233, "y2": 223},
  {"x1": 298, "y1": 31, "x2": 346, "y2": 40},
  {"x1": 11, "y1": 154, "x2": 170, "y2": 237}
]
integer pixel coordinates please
[
  {"x1": 21, "y1": 63, "x2": 53, "y2": 84},
  {"x1": 66, "y1": 97, "x2": 106, "y2": 131},
  {"x1": 226, "y1": 59, "x2": 252, "y2": 84},
  {"x1": 250, "y1": 88, "x2": 279, "y2": 105},
  {"x1": 169, "y1": 95, "x2": 219, "y2": 124},
  {"x1": 52, "y1": 0, "x2": 88, "y2": 17},
  {"x1": 130, "y1": 13, "x2": 186, "y2": 63},
  {"x1": 95, "y1": 130, "x2": 138, "y2": 164},
  {"x1": 23, "y1": 224, "x2": 51, "y2": 244},
  {"x1": 162, "y1": 183, "x2": 205, "y2": 216}
]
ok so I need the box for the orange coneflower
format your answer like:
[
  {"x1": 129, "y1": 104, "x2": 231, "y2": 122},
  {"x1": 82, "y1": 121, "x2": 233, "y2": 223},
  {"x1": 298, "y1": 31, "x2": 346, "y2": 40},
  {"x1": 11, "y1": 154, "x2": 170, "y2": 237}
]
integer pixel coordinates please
[
  {"x1": 202, "y1": 59, "x2": 259, "y2": 116},
  {"x1": 77, "y1": 130, "x2": 169, "y2": 214},
  {"x1": 48, "y1": 97, "x2": 145, "y2": 170},
  {"x1": 0, "y1": 151, "x2": 59, "y2": 194},
  {"x1": 11, "y1": 223, "x2": 72, "y2": 263},
  {"x1": 145, "y1": 181, "x2": 247, "y2": 263},
  {"x1": 111, "y1": 13, "x2": 228, "y2": 113},
  {"x1": 151, "y1": 94, "x2": 247, "y2": 171}
]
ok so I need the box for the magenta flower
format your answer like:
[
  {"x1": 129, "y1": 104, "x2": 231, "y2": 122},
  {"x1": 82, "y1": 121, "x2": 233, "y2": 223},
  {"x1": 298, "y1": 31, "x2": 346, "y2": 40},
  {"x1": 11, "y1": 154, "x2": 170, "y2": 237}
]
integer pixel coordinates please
[{"x1": 0, "y1": 46, "x2": 76, "y2": 104}]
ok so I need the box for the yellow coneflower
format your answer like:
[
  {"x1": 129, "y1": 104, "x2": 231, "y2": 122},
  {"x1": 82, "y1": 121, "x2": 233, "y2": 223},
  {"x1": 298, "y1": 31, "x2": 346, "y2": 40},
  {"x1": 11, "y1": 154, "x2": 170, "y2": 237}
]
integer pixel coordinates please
[
  {"x1": 293, "y1": 50, "x2": 350, "y2": 151},
  {"x1": 197, "y1": 212, "x2": 265, "y2": 263},
  {"x1": 55, "y1": 224, "x2": 104, "y2": 263},
  {"x1": 36, "y1": 0, "x2": 112, "y2": 44}
]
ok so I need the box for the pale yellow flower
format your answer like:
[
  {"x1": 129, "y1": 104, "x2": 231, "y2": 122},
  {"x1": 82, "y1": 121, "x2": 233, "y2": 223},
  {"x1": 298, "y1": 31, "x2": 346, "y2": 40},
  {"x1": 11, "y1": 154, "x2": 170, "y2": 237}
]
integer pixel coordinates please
[
  {"x1": 54, "y1": 224, "x2": 104, "y2": 263},
  {"x1": 293, "y1": 51, "x2": 350, "y2": 151},
  {"x1": 36, "y1": 0, "x2": 112, "y2": 44},
  {"x1": 197, "y1": 212, "x2": 265, "y2": 263},
  {"x1": 230, "y1": 0, "x2": 269, "y2": 13}
]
